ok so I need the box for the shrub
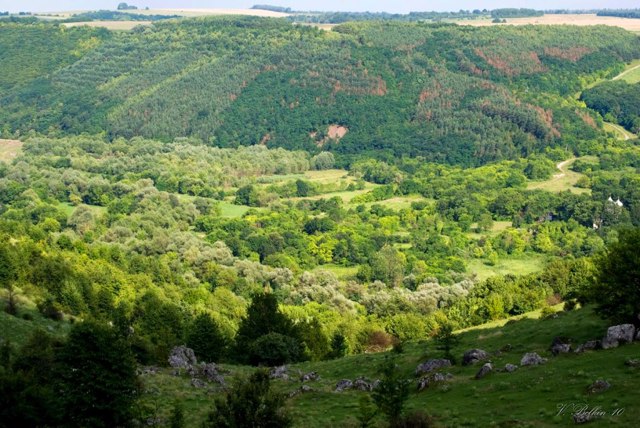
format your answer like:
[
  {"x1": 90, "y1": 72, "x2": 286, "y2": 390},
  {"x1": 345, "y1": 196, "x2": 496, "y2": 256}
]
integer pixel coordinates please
[{"x1": 248, "y1": 333, "x2": 305, "y2": 366}]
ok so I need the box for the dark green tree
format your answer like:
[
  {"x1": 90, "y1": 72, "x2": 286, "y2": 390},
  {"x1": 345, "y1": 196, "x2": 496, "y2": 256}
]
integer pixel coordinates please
[
  {"x1": 204, "y1": 369, "x2": 292, "y2": 428},
  {"x1": 54, "y1": 321, "x2": 139, "y2": 428},
  {"x1": 372, "y1": 355, "x2": 410, "y2": 426},
  {"x1": 582, "y1": 227, "x2": 640, "y2": 324},
  {"x1": 186, "y1": 313, "x2": 227, "y2": 363},
  {"x1": 434, "y1": 322, "x2": 460, "y2": 364},
  {"x1": 234, "y1": 292, "x2": 304, "y2": 365}
]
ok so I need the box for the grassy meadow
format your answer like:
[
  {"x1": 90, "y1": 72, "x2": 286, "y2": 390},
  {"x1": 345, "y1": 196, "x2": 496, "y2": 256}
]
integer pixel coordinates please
[{"x1": 135, "y1": 306, "x2": 639, "y2": 427}]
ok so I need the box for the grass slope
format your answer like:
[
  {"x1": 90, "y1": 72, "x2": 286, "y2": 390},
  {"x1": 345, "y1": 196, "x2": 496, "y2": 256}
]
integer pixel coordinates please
[
  {"x1": 139, "y1": 306, "x2": 639, "y2": 427},
  {"x1": 527, "y1": 157, "x2": 591, "y2": 194},
  {"x1": 0, "y1": 139, "x2": 22, "y2": 162}
]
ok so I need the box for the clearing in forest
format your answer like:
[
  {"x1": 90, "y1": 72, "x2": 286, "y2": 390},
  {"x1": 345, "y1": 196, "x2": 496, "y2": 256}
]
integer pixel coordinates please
[
  {"x1": 612, "y1": 59, "x2": 640, "y2": 84},
  {"x1": 527, "y1": 157, "x2": 591, "y2": 194},
  {"x1": 0, "y1": 139, "x2": 22, "y2": 162}
]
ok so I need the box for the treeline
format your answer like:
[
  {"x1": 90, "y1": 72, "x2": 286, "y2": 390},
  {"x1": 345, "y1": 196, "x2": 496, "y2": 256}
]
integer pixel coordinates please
[
  {"x1": 289, "y1": 10, "x2": 488, "y2": 24},
  {"x1": 491, "y1": 8, "x2": 543, "y2": 19},
  {"x1": 581, "y1": 81, "x2": 640, "y2": 133},
  {"x1": 63, "y1": 10, "x2": 178, "y2": 23},
  {"x1": 251, "y1": 4, "x2": 293, "y2": 13},
  {"x1": 597, "y1": 9, "x2": 640, "y2": 19}
]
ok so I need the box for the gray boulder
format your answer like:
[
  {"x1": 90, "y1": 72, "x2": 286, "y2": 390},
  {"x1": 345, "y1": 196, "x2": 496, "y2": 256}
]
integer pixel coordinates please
[
  {"x1": 573, "y1": 412, "x2": 599, "y2": 424},
  {"x1": 269, "y1": 365, "x2": 289, "y2": 380},
  {"x1": 636, "y1": 328, "x2": 640, "y2": 341},
  {"x1": 587, "y1": 379, "x2": 611, "y2": 394},
  {"x1": 625, "y1": 358, "x2": 640, "y2": 367},
  {"x1": 550, "y1": 337, "x2": 571, "y2": 356},
  {"x1": 417, "y1": 372, "x2": 452, "y2": 391},
  {"x1": 475, "y1": 363, "x2": 493, "y2": 379},
  {"x1": 201, "y1": 363, "x2": 225, "y2": 385},
  {"x1": 335, "y1": 379, "x2": 353, "y2": 392},
  {"x1": 301, "y1": 371, "x2": 320, "y2": 382},
  {"x1": 504, "y1": 364, "x2": 518, "y2": 373},
  {"x1": 415, "y1": 359, "x2": 452, "y2": 376},
  {"x1": 462, "y1": 349, "x2": 489, "y2": 366},
  {"x1": 191, "y1": 378, "x2": 207, "y2": 388},
  {"x1": 289, "y1": 384, "x2": 312, "y2": 398},
  {"x1": 602, "y1": 324, "x2": 635, "y2": 349},
  {"x1": 520, "y1": 352, "x2": 547, "y2": 366},
  {"x1": 353, "y1": 377, "x2": 377, "y2": 391},
  {"x1": 574, "y1": 340, "x2": 601, "y2": 353},
  {"x1": 168, "y1": 346, "x2": 197, "y2": 369}
]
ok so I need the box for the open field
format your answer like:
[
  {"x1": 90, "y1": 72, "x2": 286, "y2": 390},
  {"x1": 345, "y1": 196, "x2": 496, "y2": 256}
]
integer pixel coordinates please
[
  {"x1": 467, "y1": 254, "x2": 547, "y2": 282},
  {"x1": 0, "y1": 139, "x2": 23, "y2": 163},
  {"x1": 458, "y1": 14, "x2": 640, "y2": 32},
  {"x1": 63, "y1": 21, "x2": 152, "y2": 30},
  {"x1": 527, "y1": 157, "x2": 591, "y2": 194},
  {"x1": 613, "y1": 59, "x2": 640, "y2": 84}
]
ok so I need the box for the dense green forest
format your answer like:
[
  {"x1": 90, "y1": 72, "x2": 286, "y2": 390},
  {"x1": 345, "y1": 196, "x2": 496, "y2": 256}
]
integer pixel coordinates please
[
  {"x1": 1, "y1": 15, "x2": 640, "y2": 427},
  {"x1": 1, "y1": 18, "x2": 638, "y2": 166},
  {"x1": 597, "y1": 9, "x2": 640, "y2": 19}
]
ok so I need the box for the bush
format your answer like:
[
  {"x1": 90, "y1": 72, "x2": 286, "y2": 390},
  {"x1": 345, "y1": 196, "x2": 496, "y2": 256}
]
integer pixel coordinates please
[
  {"x1": 249, "y1": 333, "x2": 305, "y2": 366},
  {"x1": 204, "y1": 369, "x2": 292, "y2": 428}
]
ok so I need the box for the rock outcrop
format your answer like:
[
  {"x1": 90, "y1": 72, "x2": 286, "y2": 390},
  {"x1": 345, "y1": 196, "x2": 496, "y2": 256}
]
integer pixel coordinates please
[
  {"x1": 462, "y1": 349, "x2": 489, "y2": 366},
  {"x1": 168, "y1": 346, "x2": 197, "y2": 369},
  {"x1": 475, "y1": 363, "x2": 493, "y2": 379},
  {"x1": 520, "y1": 352, "x2": 547, "y2": 366},
  {"x1": 415, "y1": 359, "x2": 452, "y2": 376},
  {"x1": 587, "y1": 379, "x2": 611, "y2": 394},
  {"x1": 601, "y1": 324, "x2": 635, "y2": 349},
  {"x1": 550, "y1": 337, "x2": 571, "y2": 356}
]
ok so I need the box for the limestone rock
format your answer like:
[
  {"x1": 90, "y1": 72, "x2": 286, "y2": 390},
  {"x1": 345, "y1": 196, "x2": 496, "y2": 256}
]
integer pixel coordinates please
[
  {"x1": 475, "y1": 363, "x2": 493, "y2": 379},
  {"x1": 417, "y1": 372, "x2": 452, "y2": 391},
  {"x1": 191, "y1": 378, "x2": 207, "y2": 388},
  {"x1": 625, "y1": 358, "x2": 640, "y2": 367},
  {"x1": 602, "y1": 324, "x2": 635, "y2": 349},
  {"x1": 415, "y1": 359, "x2": 452, "y2": 376},
  {"x1": 573, "y1": 412, "x2": 599, "y2": 424},
  {"x1": 574, "y1": 340, "x2": 601, "y2": 354},
  {"x1": 520, "y1": 352, "x2": 547, "y2": 366},
  {"x1": 353, "y1": 377, "x2": 378, "y2": 391},
  {"x1": 168, "y1": 346, "x2": 197, "y2": 369},
  {"x1": 335, "y1": 379, "x2": 353, "y2": 392},
  {"x1": 550, "y1": 337, "x2": 571, "y2": 356},
  {"x1": 301, "y1": 371, "x2": 320, "y2": 382},
  {"x1": 504, "y1": 364, "x2": 518, "y2": 373},
  {"x1": 269, "y1": 365, "x2": 289, "y2": 380},
  {"x1": 462, "y1": 349, "x2": 489, "y2": 366},
  {"x1": 289, "y1": 384, "x2": 312, "y2": 398},
  {"x1": 587, "y1": 379, "x2": 611, "y2": 394}
]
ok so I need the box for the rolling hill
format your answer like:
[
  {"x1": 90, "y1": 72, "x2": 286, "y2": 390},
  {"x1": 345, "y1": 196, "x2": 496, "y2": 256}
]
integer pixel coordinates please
[{"x1": 1, "y1": 17, "x2": 639, "y2": 166}]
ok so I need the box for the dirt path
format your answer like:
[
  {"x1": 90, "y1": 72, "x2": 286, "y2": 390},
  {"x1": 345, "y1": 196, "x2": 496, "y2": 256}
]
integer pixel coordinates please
[
  {"x1": 612, "y1": 63, "x2": 640, "y2": 81},
  {"x1": 553, "y1": 158, "x2": 574, "y2": 179}
]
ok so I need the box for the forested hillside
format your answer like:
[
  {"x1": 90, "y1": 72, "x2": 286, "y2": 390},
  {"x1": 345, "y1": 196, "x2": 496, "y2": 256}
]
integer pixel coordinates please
[{"x1": 1, "y1": 18, "x2": 639, "y2": 166}]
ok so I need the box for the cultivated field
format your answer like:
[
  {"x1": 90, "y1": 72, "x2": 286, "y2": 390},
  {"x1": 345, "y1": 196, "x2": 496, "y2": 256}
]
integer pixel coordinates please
[
  {"x1": 459, "y1": 14, "x2": 640, "y2": 32},
  {"x1": 0, "y1": 139, "x2": 22, "y2": 162}
]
